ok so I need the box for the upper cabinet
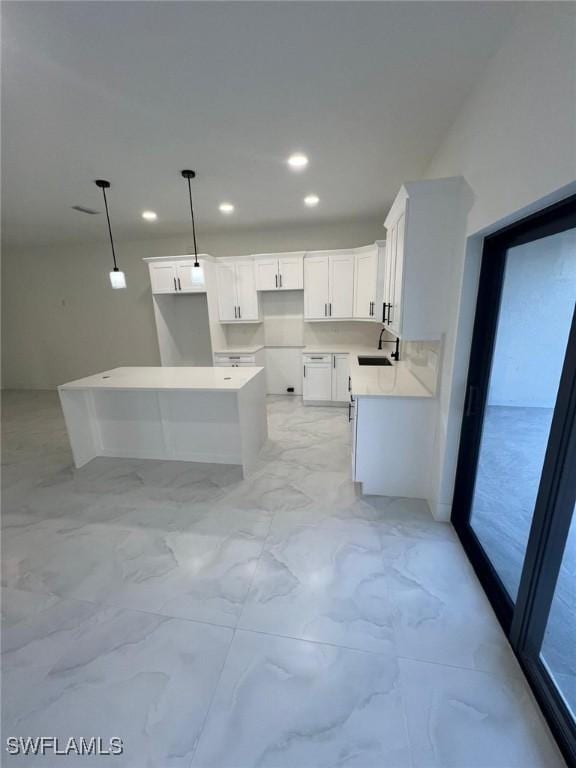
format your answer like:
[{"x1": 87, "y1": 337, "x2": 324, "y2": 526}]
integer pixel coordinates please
[
  {"x1": 304, "y1": 251, "x2": 355, "y2": 319},
  {"x1": 255, "y1": 252, "x2": 304, "y2": 291},
  {"x1": 216, "y1": 259, "x2": 260, "y2": 322},
  {"x1": 147, "y1": 257, "x2": 207, "y2": 294},
  {"x1": 353, "y1": 243, "x2": 385, "y2": 320},
  {"x1": 383, "y1": 177, "x2": 473, "y2": 340}
]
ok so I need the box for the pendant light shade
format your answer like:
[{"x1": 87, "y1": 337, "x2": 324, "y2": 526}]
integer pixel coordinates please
[
  {"x1": 109, "y1": 269, "x2": 127, "y2": 289},
  {"x1": 95, "y1": 179, "x2": 126, "y2": 290},
  {"x1": 181, "y1": 169, "x2": 204, "y2": 284}
]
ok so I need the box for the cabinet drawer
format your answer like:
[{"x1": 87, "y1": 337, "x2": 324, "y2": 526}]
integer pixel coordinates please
[
  {"x1": 302, "y1": 354, "x2": 332, "y2": 364},
  {"x1": 214, "y1": 355, "x2": 256, "y2": 365}
]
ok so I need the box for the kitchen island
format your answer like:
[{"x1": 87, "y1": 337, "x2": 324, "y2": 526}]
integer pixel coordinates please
[{"x1": 58, "y1": 366, "x2": 268, "y2": 475}]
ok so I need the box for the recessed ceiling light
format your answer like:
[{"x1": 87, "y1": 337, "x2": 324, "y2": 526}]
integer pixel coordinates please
[
  {"x1": 287, "y1": 153, "x2": 309, "y2": 170},
  {"x1": 219, "y1": 202, "x2": 235, "y2": 214},
  {"x1": 304, "y1": 194, "x2": 320, "y2": 207},
  {"x1": 141, "y1": 210, "x2": 158, "y2": 221}
]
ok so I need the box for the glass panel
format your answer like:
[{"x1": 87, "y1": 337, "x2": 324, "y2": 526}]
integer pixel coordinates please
[
  {"x1": 541, "y1": 502, "x2": 576, "y2": 719},
  {"x1": 470, "y1": 228, "x2": 576, "y2": 600}
]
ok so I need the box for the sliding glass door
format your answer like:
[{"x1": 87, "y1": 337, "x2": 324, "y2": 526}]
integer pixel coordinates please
[{"x1": 452, "y1": 194, "x2": 576, "y2": 764}]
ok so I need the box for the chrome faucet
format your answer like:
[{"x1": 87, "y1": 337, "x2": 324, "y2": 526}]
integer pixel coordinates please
[{"x1": 377, "y1": 328, "x2": 400, "y2": 361}]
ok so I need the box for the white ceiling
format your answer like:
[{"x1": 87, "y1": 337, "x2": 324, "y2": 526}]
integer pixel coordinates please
[{"x1": 1, "y1": 1, "x2": 520, "y2": 249}]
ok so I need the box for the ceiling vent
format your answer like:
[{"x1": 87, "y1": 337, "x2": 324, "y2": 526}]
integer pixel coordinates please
[{"x1": 71, "y1": 205, "x2": 100, "y2": 215}]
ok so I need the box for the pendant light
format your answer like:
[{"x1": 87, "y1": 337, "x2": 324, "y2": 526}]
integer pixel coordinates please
[
  {"x1": 181, "y1": 169, "x2": 204, "y2": 285},
  {"x1": 95, "y1": 179, "x2": 126, "y2": 290}
]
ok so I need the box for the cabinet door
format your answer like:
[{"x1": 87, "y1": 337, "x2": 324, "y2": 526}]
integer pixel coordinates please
[
  {"x1": 332, "y1": 354, "x2": 350, "y2": 402},
  {"x1": 216, "y1": 262, "x2": 238, "y2": 322},
  {"x1": 304, "y1": 255, "x2": 330, "y2": 319},
  {"x1": 176, "y1": 260, "x2": 205, "y2": 292},
  {"x1": 329, "y1": 252, "x2": 355, "y2": 318},
  {"x1": 353, "y1": 249, "x2": 378, "y2": 319},
  {"x1": 384, "y1": 225, "x2": 397, "y2": 326},
  {"x1": 255, "y1": 259, "x2": 279, "y2": 291},
  {"x1": 389, "y1": 212, "x2": 405, "y2": 336},
  {"x1": 278, "y1": 256, "x2": 303, "y2": 290},
  {"x1": 235, "y1": 261, "x2": 259, "y2": 320},
  {"x1": 149, "y1": 263, "x2": 177, "y2": 294},
  {"x1": 303, "y1": 363, "x2": 332, "y2": 402}
]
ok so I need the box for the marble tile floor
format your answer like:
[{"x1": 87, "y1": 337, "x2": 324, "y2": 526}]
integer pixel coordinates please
[{"x1": 1, "y1": 390, "x2": 566, "y2": 767}]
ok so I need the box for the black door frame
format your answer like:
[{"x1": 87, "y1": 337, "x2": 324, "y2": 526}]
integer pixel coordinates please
[{"x1": 451, "y1": 193, "x2": 576, "y2": 764}]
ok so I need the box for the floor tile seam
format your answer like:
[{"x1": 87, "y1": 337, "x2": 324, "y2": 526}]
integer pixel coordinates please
[
  {"x1": 230, "y1": 623, "x2": 402, "y2": 660},
  {"x1": 3, "y1": 588, "x2": 244, "y2": 642},
  {"x1": 187, "y1": 626, "x2": 238, "y2": 768}
]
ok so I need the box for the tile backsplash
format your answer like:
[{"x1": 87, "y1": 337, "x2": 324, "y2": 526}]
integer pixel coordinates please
[{"x1": 402, "y1": 339, "x2": 442, "y2": 395}]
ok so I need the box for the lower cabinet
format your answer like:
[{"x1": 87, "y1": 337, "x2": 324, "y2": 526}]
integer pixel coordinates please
[
  {"x1": 302, "y1": 353, "x2": 349, "y2": 405},
  {"x1": 332, "y1": 353, "x2": 350, "y2": 402},
  {"x1": 352, "y1": 395, "x2": 436, "y2": 497},
  {"x1": 303, "y1": 357, "x2": 332, "y2": 402}
]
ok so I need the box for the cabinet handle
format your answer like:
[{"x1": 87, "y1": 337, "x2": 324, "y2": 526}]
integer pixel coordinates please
[
  {"x1": 238, "y1": 305, "x2": 241, "y2": 319},
  {"x1": 275, "y1": 274, "x2": 278, "y2": 288},
  {"x1": 279, "y1": 274, "x2": 282, "y2": 287},
  {"x1": 387, "y1": 303, "x2": 392, "y2": 325},
  {"x1": 348, "y1": 375, "x2": 351, "y2": 392},
  {"x1": 324, "y1": 303, "x2": 327, "y2": 317},
  {"x1": 234, "y1": 306, "x2": 237, "y2": 319},
  {"x1": 303, "y1": 365, "x2": 306, "y2": 378},
  {"x1": 465, "y1": 385, "x2": 480, "y2": 417},
  {"x1": 382, "y1": 303, "x2": 387, "y2": 323},
  {"x1": 348, "y1": 401, "x2": 355, "y2": 422},
  {"x1": 330, "y1": 303, "x2": 332, "y2": 316},
  {"x1": 178, "y1": 277, "x2": 181, "y2": 290},
  {"x1": 333, "y1": 356, "x2": 336, "y2": 369},
  {"x1": 174, "y1": 277, "x2": 177, "y2": 291}
]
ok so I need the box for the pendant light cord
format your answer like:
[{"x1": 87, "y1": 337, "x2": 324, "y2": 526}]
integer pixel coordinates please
[
  {"x1": 100, "y1": 186, "x2": 118, "y2": 271},
  {"x1": 186, "y1": 176, "x2": 200, "y2": 266}
]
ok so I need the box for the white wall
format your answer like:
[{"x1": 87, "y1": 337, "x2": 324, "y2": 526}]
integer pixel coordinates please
[
  {"x1": 1, "y1": 217, "x2": 384, "y2": 389},
  {"x1": 487, "y1": 230, "x2": 576, "y2": 408},
  {"x1": 424, "y1": 3, "x2": 576, "y2": 520}
]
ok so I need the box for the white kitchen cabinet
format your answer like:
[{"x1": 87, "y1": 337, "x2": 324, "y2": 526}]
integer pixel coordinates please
[
  {"x1": 353, "y1": 243, "x2": 385, "y2": 320},
  {"x1": 332, "y1": 353, "x2": 350, "y2": 402},
  {"x1": 216, "y1": 262, "x2": 237, "y2": 322},
  {"x1": 148, "y1": 258, "x2": 206, "y2": 294},
  {"x1": 149, "y1": 263, "x2": 177, "y2": 294},
  {"x1": 382, "y1": 177, "x2": 473, "y2": 340},
  {"x1": 143, "y1": 255, "x2": 213, "y2": 367},
  {"x1": 303, "y1": 357, "x2": 332, "y2": 402},
  {"x1": 302, "y1": 352, "x2": 349, "y2": 405},
  {"x1": 235, "y1": 261, "x2": 259, "y2": 320},
  {"x1": 304, "y1": 251, "x2": 355, "y2": 320},
  {"x1": 353, "y1": 394, "x2": 436, "y2": 498},
  {"x1": 175, "y1": 260, "x2": 206, "y2": 293},
  {"x1": 255, "y1": 253, "x2": 304, "y2": 291},
  {"x1": 216, "y1": 260, "x2": 260, "y2": 322},
  {"x1": 304, "y1": 255, "x2": 330, "y2": 319},
  {"x1": 279, "y1": 256, "x2": 304, "y2": 290},
  {"x1": 255, "y1": 258, "x2": 278, "y2": 291},
  {"x1": 329, "y1": 252, "x2": 355, "y2": 318}
]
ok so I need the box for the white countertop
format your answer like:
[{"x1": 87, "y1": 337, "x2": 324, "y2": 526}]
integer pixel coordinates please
[
  {"x1": 303, "y1": 345, "x2": 435, "y2": 398},
  {"x1": 213, "y1": 346, "x2": 264, "y2": 355},
  {"x1": 58, "y1": 366, "x2": 264, "y2": 392}
]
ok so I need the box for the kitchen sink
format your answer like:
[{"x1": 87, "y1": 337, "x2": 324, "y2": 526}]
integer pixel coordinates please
[{"x1": 357, "y1": 356, "x2": 392, "y2": 366}]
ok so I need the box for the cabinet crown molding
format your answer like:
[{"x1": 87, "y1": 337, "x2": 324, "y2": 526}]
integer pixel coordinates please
[{"x1": 143, "y1": 254, "x2": 215, "y2": 263}]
